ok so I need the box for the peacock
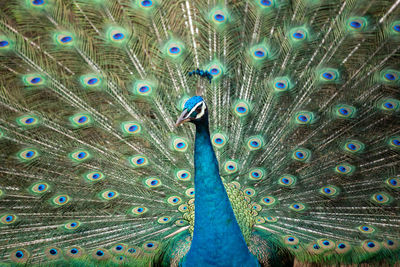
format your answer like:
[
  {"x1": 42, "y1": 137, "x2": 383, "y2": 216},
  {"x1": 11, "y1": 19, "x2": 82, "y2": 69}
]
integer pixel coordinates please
[{"x1": 0, "y1": 0, "x2": 399, "y2": 266}]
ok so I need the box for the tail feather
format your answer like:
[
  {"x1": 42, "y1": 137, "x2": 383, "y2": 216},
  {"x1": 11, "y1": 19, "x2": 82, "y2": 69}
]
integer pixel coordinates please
[{"x1": 0, "y1": 0, "x2": 399, "y2": 265}]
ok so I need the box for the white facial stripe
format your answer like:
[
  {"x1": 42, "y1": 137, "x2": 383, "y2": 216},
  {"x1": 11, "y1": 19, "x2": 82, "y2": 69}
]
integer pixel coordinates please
[
  {"x1": 195, "y1": 103, "x2": 206, "y2": 119},
  {"x1": 186, "y1": 101, "x2": 205, "y2": 119}
]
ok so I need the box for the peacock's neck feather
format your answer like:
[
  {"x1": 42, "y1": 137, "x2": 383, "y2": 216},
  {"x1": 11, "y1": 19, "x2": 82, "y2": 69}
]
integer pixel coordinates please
[{"x1": 182, "y1": 118, "x2": 259, "y2": 266}]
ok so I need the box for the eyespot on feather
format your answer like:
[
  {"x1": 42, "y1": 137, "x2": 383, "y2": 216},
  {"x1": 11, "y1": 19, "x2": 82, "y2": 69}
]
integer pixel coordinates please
[
  {"x1": 175, "y1": 219, "x2": 188, "y2": 227},
  {"x1": 307, "y1": 242, "x2": 324, "y2": 254},
  {"x1": 178, "y1": 204, "x2": 188, "y2": 212},
  {"x1": 133, "y1": 80, "x2": 155, "y2": 97},
  {"x1": 388, "y1": 136, "x2": 400, "y2": 149},
  {"x1": 52, "y1": 194, "x2": 70, "y2": 206},
  {"x1": 176, "y1": 170, "x2": 191, "y2": 181},
  {"x1": 167, "y1": 196, "x2": 182, "y2": 205},
  {"x1": 224, "y1": 160, "x2": 239, "y2": 174},
  {"x1": 30, "y1": 182, "x2": 50, "y2": 194},
  {"x1": 246, "y1": 136, "x2": 264, "y2": 151},
  {"x1": 334, "y1": 163, "x2": 355, "y2": 175},
  {"x1": 185, "y1": 188, "x2": 195, "y2": 197},
  {"x1": 233, "y1": 100, "x2": 251, "y2": 117},
  {"x1": 212, "y1": 132, "x2": 228, "y2": 149},
  {"x1": 256, "y1": 0, "x2": 276, "y2": 9},
  {"x1": 22, "y1": 74, "x2": 45, "y2": 86},
  {"x1": 347, "y1": 17, "x2": 368, "y2": 32},
  {"x1": 289, "y1": 203, "x2": 306, "y2": 212},
  {"x1": 390, "y1": 21, "x2": 400, "y2": 34},
  {"x1": 92, "y1": 248, "x2": 111, "y2": 260},
  {"x1": 252, "y1": 203, "x2": 262, "y2": 212},
  {"x1": 294, "y1": 111, "x2": 315, "y2": 125},
  {"x1": 99, "y1": 190, "x2": 119, "y2": 200},
  {"x1": 265, "y1": 216, "x2": 278, "y2": 223},
  {"x1": 121, "y1": 122, "x2": 141, "y2": 135},
  {"x1": 371, "y1": 192, "x2": 391, "y2": 204},
  {"x1": 129, "y1": 155, "x2": 149, "y2": 168},
  {"x1": 260, "y1": 196, "x2": 276, "y2": 207},
  {"x1": 10, "y1": 248, "x2": 30, "y2": 263},
  {"x1": 284, "y1": 235, "x2": 299, "y2": 245},
  {"x1": 164, "y1": 39, "x2": 185, "y2": 59},
  {"x1": 0, "y1": 36, "x2": 12, "y2": 51},
  {"x1": 320, "y1": 185, "x2": 339, "y2": 197},
  {"x1": 84, "y1": 171, "x2": 105, "y2": 182},
  {"x1": 142, "y1": 241, "x2": 159, "y2": 252},
  {"x1": 17, "y1": 148, "x2": 39, "y2": 161},
  {"x1": 136, "y1": 0, "x2": 157, "y2": 10},
  {"x1": 44, "y1": 247, "x2": 62, "y2": 260},
  {"x1": 112, "y1": 243, "x2": 128, "y2": 254},
  {"x1": 206, "y1": 60, "x2": 224, "y2": 80},
  {"x1": 157, "y1": 216, "x2": 171, "y2": 224},
  {"x1": 80, "y1": 74, "x2": 102, "y2": 89},
  {"x1": 291, "y1": 148, "x2": 311, "y2": 162},
  {"x1": 28, "y1": 0, "x2": 46, "y2": 7},
  {"x1": 209, "y1": 7, "x2": 229, "y2": 27},
  {"x1": 385, "y1": 177, "x2": 400, "y2": 188},
  {"x1": 244, "y1": 188, "x2": 256, "y2": 197},
  {"x1": 171, "y1": 137, "x2": 189, "y2": 152},
  {"x1": 64, "y1": 221, "x2": 81, "y2": 230},
  {"x1": 317, "y1": 68, "x2": 340, "y2": 82},
  {"x1": 54, "y1": 32, "x2": 75, "y2": 46},
  {"x1": 16, "y1": 114, "x2": 40, "y2": 127},
  {"x1": 107, "y1": 27, "x2": 128, "y2": 45},
  {"x1": 144, "y1": 177, "x2": 162, "y2": 188},
  {"x1": 335, "y1": 241, "x2": 351, "y2": 254},
  {"x1": 289, "y1": 27, "x2": 309, "y2": 43},
  {"x1": 125, "y1": 246, "x2": 142, "y2": 257},
  {"x1": 278, "y1": 174, "x2": 296, "y2": 187},
  {"x1": 131, "y1": 206, "x2": 148, "y2": 215},
  {"x1": 317, "y1": 239, "x2": 335, "y2": 250},
  {"x1": 380, "y1": 69, "x2": 399, "y2": 83},
  {"x1": 383, "y1": 239, "x2": 399, "y2": 250},
  {"x1": 1, "y1": 214, "x2": 17, "y2": 225},
  {"x1": 358, "y1": 225, "x2": 375, "y2": 234},
  {"x1": 343, "y1": 140, "x2": 365, "y2": 153},
  {"x1": 69, "y1": 149, "x2": 91, "y2": 162},
  {"x1": 69, "y1": 113, "x2": 93, "y2": 128},
  {"x1": 377, "y1": 97, "x2": 399, "y2": 112},
  {"x1": 272, "y1": 76, "x2": 293, "y2": 92},
  {"x1": 250, "y1": 44, "x2": 269, "y2": 62},
  {"x1": 65, "y1": 246, "x2": 84, "y2": 258},
  {"x1": 361, "y1": 240, "x2": 381, "y2": 253},
  {"x1": 333, "y1": 104, "x2": 357, "y2": 119},
  {"x1": 249, "y1": 168, "x2": 265, "y2": 181}
]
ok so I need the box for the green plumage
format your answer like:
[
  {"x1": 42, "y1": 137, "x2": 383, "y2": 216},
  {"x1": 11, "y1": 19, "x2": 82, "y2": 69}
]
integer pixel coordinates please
[{"x1": 0, "y1": 0, "x2": 399, "y2": 266}]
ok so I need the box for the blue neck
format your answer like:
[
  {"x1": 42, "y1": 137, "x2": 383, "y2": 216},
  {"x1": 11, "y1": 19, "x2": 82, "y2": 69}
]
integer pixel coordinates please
[{"x1": 182, "y1": 120, "x2": 259, "y2": 267}]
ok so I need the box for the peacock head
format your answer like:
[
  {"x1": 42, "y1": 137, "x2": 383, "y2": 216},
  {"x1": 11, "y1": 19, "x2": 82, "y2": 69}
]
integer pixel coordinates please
[{"x1": 176, "y1": 96, "x2": 208, "y2": 126}]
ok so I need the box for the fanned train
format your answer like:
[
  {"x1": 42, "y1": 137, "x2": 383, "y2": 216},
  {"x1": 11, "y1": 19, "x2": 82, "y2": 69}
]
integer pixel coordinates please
[{"x1": 0, "y1": 0, "x2": 399, "y2": 266}]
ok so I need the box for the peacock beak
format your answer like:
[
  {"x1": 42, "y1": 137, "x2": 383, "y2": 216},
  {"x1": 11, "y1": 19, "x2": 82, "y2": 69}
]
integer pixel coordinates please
[{"x1": 175, "y1": 109, "x2": 191, "y2": 127}]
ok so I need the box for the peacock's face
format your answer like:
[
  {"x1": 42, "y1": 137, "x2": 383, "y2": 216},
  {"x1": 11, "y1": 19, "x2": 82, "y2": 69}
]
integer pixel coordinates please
[{"x1": 176, "y1": 96, "x2": 207, "y2": 126}]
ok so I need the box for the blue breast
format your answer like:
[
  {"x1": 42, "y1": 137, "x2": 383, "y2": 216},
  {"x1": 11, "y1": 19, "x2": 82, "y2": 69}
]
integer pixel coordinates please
[{"x1": 181, "y1": 121, "x2": 259, "y2": 267}]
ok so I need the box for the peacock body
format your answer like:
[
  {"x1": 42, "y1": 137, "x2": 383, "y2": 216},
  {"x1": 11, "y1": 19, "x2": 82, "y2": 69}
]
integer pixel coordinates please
[{"x1": 0, "y1": 0, "x2": 399, "y2": 266}]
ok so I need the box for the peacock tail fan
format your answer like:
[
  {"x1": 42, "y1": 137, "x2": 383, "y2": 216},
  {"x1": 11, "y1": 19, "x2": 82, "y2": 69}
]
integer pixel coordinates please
[{"x1": 0, "y1": 0, "x2": 399, "y2": 266}]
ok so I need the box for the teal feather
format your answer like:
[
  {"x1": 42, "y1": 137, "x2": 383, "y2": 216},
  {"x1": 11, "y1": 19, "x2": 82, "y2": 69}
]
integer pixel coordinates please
[
  {"x1": 180, "y1": 100, "x2": 259, "y2": 266},
  {"x1": 0, "y1": 0, "x2": 399, "y2": 266}
]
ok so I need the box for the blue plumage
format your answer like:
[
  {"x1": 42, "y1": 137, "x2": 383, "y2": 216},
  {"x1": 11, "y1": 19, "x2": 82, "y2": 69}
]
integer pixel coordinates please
[
  {"x1": 0, "y1": 0, "x2": 399, "y2": 266},
  {"x1": 178, "y1": 97, "x2": 259, "y2": 266}
]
